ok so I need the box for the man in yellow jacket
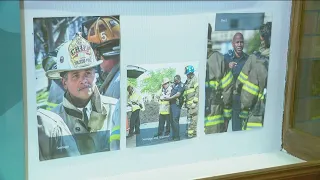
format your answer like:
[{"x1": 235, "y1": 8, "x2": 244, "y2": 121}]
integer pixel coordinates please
[
  {"x1": 205, "y1": 23, "x2": 234, "y2": 134},
  {"x1": 127, "y1": 85, "x2": 144, "y2": 136},
  {"x1": 154, "y1": 78, "x2": 172, "y2": 137},
  {"x1": 236, "y1": 22, "x2": 272, "y2": 130}
]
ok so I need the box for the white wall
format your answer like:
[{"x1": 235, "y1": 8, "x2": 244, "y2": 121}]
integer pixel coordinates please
[{"x1": 22, "y1": 1, "x2": 291, "y2": 180}]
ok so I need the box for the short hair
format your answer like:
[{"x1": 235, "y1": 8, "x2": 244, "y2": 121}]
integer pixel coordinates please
[
  {"x1": 127, "y1": 85, "x2": 133, "y2": 92},
  {"x1": 259, "y1": 22, "x2": 272, "y2": 48},
  {"x1": 60, "y1": 72, "x2": 68, "y2": 80},
  {"x1": 232, "y1": 32, "x2": 244, "y2": 42},
  {"x1": 174, "y1": 75, "x2": 181, "y2": 81}
]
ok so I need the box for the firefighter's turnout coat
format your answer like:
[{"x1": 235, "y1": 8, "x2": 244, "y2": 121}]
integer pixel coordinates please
[
  {"x1": 236, "y1": 47, "x2": 270, "y2": 130},
  {"x1": 37, "y1": 85, "x2": 120, "y2": 160},
  {"x1": 184, "y1": 74, "x2": 199, "y2": 137},
  {"x1": 205, "y1": 49, "x2": 234, "y2": 134}
]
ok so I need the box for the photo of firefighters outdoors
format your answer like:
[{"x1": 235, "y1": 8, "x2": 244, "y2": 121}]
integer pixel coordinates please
[
  {"x1": 126, "y1": 62, "x2": 199, "y2": 148},
  {"x1": 33, "y1": 15, "x2": 121, "y2": 161},
  {"x1": 205, "y1": 12, "x2": 272, "y2": 134}
]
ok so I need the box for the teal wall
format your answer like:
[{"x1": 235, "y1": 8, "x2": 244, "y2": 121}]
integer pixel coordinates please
[{"x1": 0, "y1": 1, "x2": 26, "y2": 180}]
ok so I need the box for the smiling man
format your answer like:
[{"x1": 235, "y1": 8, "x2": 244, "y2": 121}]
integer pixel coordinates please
[
  {"x1": 41, "y1": 34, "x2": 120, "y2": 159},
  {"x1": 224, "y1": 32, "x2": 249, "y2": 132}
]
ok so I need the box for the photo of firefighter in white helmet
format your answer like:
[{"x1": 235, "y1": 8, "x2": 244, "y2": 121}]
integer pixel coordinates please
[{"x1": 33, "y1": 16, "x2": 121, "y2": 161}]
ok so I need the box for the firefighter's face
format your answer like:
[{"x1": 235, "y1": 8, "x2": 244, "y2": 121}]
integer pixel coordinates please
[
  {"x1": 232, "y1": 34, "x2": 244, "y2": 55},
  {"x1": 163, "y1": 82, "x2": 169, "y2": 89},
  {"x1": 100, "y1": 55, "x2": 120, "y2": 73},
  {"x1": 174, "y1": 77, "x2": 180, "y2": 84},
  {"x1": 260, "y1": 35, "x2": 264, "y2": 41},
  {"x1": 62, "y1": 68, "x2": 95, "y2": 100},
  {"x1": 127, "y1": 87, "x2": 133, "y2": 95}
]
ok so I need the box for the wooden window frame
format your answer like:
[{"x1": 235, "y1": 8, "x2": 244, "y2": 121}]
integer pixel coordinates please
[{"x1": 283, "y1": 0, "x2": 320, "y2": 160}]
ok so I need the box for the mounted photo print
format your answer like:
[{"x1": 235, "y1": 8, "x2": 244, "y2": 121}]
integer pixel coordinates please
[
  {"x1": 33, "y1": 15, "x2": 121, "y2": 161},
  {"x1": 126, "y1": 61, "x2": 199, "y2": 148},
  {"x1": 205, "y1": 12, "x2": 272, "y2": 135}
]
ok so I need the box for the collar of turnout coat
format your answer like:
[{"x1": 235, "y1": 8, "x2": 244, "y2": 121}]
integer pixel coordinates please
[
  {"x1": 259, "y1": 41, "x2": 270, "y2": 57},
  {"x1": 62, "y1": 85, "x2": 108, "y2": 117}
]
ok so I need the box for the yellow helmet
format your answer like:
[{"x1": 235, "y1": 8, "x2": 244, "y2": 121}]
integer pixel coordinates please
[{"x1": 84, "y1": 16, "x2": 120, "y2": 58}]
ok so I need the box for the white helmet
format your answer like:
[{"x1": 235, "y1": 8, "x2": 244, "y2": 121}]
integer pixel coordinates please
[
  {"x1": 46, "y1": 34, "x2": 103, "y2": 79},
  {"x1": 162, "y1": 78, "x2": 170, "y2": 85}
]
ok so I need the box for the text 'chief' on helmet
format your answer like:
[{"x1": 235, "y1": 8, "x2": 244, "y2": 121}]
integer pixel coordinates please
[
  {"x1": 84, "y1": 16, "x2": 120, "y2": 59},
  {"x1": 45, "y1": 34, "x2": 103, "y2": 79}
]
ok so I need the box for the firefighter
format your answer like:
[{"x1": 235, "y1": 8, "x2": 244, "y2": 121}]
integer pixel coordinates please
[
  {"x1": 43, "y1": 34, "x2": 120, "y2": 156},
  {"x1": 236, "y1": 22, "x2": 272, "y2": 130},
  {"x1": 205, "y1": 23, "x2": 234, "y2": 134},
  {"x1": 183, "y1": 65, "x2": 199, "y2": 138},
  {"x1": 154, "y1": 78, "x2": 172, "y2": 137},
  {"x1": 41, "y1": 47, "x2": 65, "y2": 110},
  {"x1": 82, "y1": 16, "x2": 120, "y2": 99},
  {"x1": 224, "y1": 32, "x2": 249, "y2": 131},
  {"x1": 127, "y1": 85, "x2": 144, "y2": 137}
]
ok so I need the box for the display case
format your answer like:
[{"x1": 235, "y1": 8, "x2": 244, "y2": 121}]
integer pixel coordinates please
[{"x1": 2, "y1": 1, "x2": 320, "y2": 180}]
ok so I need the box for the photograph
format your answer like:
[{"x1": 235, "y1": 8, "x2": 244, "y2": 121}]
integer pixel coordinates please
[
  {"x1": 205, "y1": 12, "x2": 273, "y2": 135},
  {"x1": 33, "y1": 15, "x2": 121, "y2": 161},
  {"x1": 126, "y1": 62, "x2": 199, "y2": 148}
]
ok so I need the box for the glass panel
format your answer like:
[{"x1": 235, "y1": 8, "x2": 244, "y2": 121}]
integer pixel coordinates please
[
  {"x1": 294, "y1": 60, "x2": 320, "y2": 136},
  {"x1": 293, "y1": 1, "x2": 320, "y2": 137}
]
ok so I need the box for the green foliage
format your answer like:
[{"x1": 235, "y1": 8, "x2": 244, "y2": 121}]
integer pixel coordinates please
[
  {"x1": 35, "y1": 64, "x2": 42, "y2": 70},
  {"x1": 141, "y1": 68, "x2": 176, "y2": 93},
  {"x1": 128, "y1": 78, "x2": 138, "y2": 87},
  {"x1": 247, "y1": 31, "x2": 261, "y2": 55}
]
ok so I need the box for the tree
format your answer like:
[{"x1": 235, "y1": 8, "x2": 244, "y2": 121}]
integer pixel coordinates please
[
  {"x1": 140, "y1": 68, "x2": 176, "y2": 94},
  {"x1": 128, "y1": 78, "x2": 138, "y2": 87},
  {"x1": 33, "y1": 16, "x2": 84, "y2": 66},
  {"x1": 247, "y1": 31, "x2": 261, "y2": 55}
]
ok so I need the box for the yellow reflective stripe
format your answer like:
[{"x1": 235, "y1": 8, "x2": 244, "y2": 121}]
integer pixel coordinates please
[
  {"x1": 110, "y1": 134, "x2": 120, "y2": 142},
  {"x1": 238, "y1": 71, "x2": 248, "y2": 84},
  {"x1": 160, "y1": 111, "x2": 169, "y2": 115},
  {"x1": 220, "y1": 71, "x2": 233, "y2": 89},
  {"x1": 187, "y1": 100, "x2": 193, "y2": 105},
  {"x1": 193, "y1": 97, "x2": 199, "y2": 103},
  {"x1": 160, "y1": 101, "x2": 170, "y2": 105},
  {"x1": 239, "y1": 110, "x2": 249, "y2": 119},
  {"x1": 110, "y1": 126, "x2": 120, "y2": 142},
  {"x1": 258, "y1": 93, "x2": 265, "y2": 100},
  {"x1": 205, "y1": 115, "x2": 224, "y2": 127},
  {"x1": 209, "y1": 80, "x2": 219, "y2": 89},
  {"x1": 111, "y1": 125, "x2": 120, "y2": 132},
  {"x1": 311, "y1": 116, "x2": 320, "y2": 120},
  {"x1": 185, "y1": 88, "x2": 195, "y2": 94},
  {"x1": 187, "y1": 97, "x2": 198, "y2": 105},
  {"x1": 243, "y1": 81, "x2": 259, "y2": 96},
  {"x1": 47, "y1": 102, "x2": 59, "y2": 107},
  {"x1": 223, "y1": 108, "x2": 232, "y2": 118},
  {"x1": 132, "y1": 105, "x2": 141, "y2": 112},
  {"x1": 46, "y1": 102, "x2": 59, "y2": 110},
  {"x1": 247, "y1": 122, "x2": 262, "y2": 127}
]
